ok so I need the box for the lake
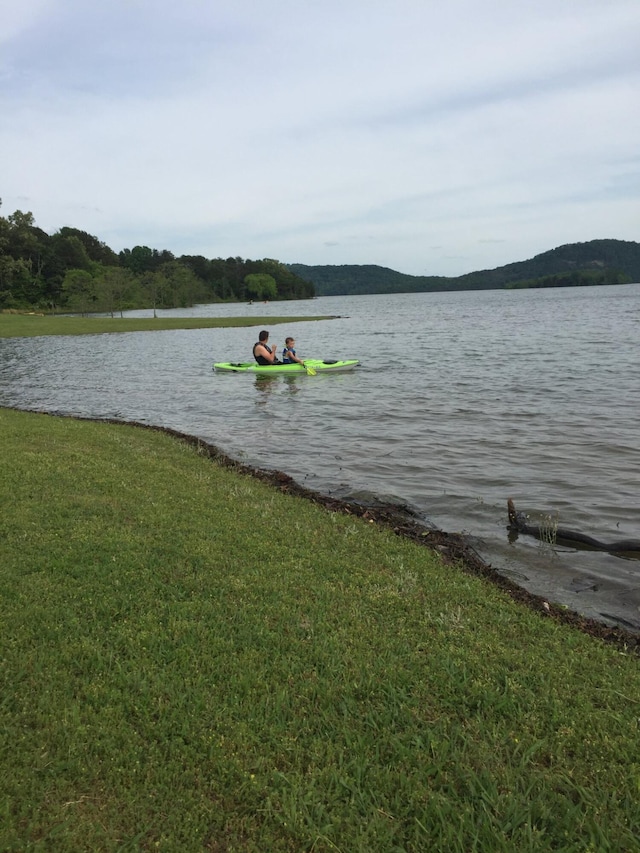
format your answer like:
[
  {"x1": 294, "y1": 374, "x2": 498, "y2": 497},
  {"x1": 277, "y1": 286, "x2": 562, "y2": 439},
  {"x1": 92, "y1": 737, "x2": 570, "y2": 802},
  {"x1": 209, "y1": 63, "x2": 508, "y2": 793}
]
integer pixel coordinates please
[{"x1": 1, "y1": 284, "x2": 638, "y2": 631}]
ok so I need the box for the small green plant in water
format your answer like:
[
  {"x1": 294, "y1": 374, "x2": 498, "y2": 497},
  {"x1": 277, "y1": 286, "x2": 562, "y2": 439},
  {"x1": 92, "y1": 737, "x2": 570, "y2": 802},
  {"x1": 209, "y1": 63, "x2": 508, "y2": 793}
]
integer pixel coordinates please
[{"x1": 538, "y1": 511, "x2": 560, "y2": 552}]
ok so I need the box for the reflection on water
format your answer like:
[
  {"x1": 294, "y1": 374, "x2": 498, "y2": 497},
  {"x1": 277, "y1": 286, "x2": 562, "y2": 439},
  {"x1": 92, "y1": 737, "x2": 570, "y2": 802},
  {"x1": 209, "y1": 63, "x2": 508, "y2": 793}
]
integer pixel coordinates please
[
  {"x1": 1, "y1": 284, "x2": 639, "y2": 631},
  {"x1": 254, "y1": 374, "x2": 303, "y2": 398}
]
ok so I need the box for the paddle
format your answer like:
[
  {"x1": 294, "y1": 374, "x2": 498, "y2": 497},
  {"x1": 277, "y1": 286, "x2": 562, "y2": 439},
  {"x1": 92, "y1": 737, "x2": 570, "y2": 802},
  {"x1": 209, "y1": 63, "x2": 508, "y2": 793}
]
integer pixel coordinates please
[{"x1": 303, "y1": 361, "x2": 317, "y2": 376}]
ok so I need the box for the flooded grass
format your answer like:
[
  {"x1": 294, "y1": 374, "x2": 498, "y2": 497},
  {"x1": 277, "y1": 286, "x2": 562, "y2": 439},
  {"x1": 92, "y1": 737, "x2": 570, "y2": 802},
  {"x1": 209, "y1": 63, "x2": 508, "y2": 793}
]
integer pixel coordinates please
[{"x1": 0, "y1": 313, "x2": 334, "y2": 338}]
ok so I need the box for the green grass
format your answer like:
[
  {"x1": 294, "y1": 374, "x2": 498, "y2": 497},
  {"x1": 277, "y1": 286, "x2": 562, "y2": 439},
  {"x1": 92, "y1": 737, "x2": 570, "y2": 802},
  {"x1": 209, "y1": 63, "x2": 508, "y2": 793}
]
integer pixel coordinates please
[
  {"x1": 0, "y1": 313, "x2": 335, "y2": 338},
  {"x1": 1, "y1": 408, "x2": 639, "y2": 852}
]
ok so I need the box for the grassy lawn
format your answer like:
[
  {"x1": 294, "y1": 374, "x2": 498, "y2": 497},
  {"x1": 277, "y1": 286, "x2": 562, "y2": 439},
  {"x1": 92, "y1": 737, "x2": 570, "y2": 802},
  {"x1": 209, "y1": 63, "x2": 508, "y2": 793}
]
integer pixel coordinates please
[
  {"x1": 1, "y1": 408, "x2": 639, "y2": 852},
  {"x1": 0, "y1": 313, "x2": 335, "y2": 338}
]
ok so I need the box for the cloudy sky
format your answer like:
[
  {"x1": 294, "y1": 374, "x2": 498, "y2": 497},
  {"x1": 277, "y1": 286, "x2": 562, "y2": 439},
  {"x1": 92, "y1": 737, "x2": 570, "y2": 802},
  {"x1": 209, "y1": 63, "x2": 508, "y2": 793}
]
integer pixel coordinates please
[{"x1": 1, "y1": 0, "x2": 638, "y2": 276}]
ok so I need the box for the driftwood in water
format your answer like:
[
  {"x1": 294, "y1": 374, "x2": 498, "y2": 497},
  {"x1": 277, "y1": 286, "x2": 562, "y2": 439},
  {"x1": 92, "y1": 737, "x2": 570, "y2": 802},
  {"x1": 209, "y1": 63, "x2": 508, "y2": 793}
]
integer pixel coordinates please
[{"x1": 507, "y1": 498, "x2": 640, "y2": 558}]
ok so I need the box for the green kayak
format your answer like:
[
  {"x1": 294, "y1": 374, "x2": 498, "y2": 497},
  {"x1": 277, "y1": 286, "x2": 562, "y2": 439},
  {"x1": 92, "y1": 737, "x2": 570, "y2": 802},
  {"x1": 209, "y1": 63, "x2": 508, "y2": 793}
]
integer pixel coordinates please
[{"x1": 213, "y1": 358, "x2": 359, "y2": 375}]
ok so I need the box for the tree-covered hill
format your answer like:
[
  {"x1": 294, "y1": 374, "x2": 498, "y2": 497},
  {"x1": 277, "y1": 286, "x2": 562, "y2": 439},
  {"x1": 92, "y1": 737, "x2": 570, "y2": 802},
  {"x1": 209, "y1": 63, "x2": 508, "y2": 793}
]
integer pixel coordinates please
[
  {"x1": 289, "y1": 239, "x2": 640, "y2": 296},
  {"x1": 0, "y1": 204, "x2": 314, "y2": 313}
]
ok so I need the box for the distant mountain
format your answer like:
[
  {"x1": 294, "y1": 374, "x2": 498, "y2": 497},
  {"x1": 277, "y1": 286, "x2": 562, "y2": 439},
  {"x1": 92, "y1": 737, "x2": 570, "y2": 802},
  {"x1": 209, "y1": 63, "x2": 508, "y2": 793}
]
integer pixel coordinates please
[{"x1": 288, "y1": 239, "x2": 640, "y2": 296}]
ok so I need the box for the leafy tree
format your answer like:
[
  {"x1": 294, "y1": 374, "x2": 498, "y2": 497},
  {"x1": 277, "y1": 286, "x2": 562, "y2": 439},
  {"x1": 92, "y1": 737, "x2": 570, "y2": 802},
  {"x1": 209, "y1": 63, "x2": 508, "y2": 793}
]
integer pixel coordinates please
[
  {"x1": 61, "y1": 269, "x2": 96, "y2": 316},
  {"x1": 49, "y1": 234, "x2": 92, "y2": 272},
  {"x1": 120, "y1": 246, "x2": 176, "y2": 274},
  {"x1": 0, "y1": 211, "x2": 50, "y2": 303},
  {"x1": 58, "y1": 227, "x2": 118, "y2": 265},
  {"x1": 140, "y1": 270, "x2": 170, "y2": 317},
  {"x1": 208, "y1": 259, "x2": 235, "y2": 300},
  {"x1": 246, "y1": 258, "x2": 314, "y2": 299},
  {"x1": 5, "y1": 210, "x2": 39, "y2": 259},
  {"x1": 119, "y1": 245, "x2": 155, "y2": 274},
  {"x1": 158, "y1": 261, "x2": 206, "y2": 307},
  {"x1": 39, "y1": 234, "x2": 94, "y2": 308},
  {"x1": 0, "y1": 256, "x2": 34, "y2": 308},
  {"x1": 93, "y1": 267, "x2": 137, "y2": 317},
  {"x1": 179, "y1": 255, "x2": 211, "y2": 282},
  {"x1": 244, "y1": 273, "x2": 277, "y2": 300}
]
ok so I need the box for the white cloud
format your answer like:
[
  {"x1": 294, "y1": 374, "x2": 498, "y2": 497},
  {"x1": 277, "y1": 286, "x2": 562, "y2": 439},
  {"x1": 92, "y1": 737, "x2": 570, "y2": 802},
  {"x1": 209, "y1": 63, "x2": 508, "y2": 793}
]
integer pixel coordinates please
[{"x1": 1, "y1": 0, "x2": 639, "y2": 275}]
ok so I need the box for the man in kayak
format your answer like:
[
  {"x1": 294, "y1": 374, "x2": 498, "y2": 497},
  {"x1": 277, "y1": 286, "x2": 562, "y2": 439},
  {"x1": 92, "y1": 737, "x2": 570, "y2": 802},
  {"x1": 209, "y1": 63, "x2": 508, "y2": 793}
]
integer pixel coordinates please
[
  {"x1": 282, "y1": 337, "x2": 304, "y2": 365},
  {"x1": 253, "y1": 330, "x2": 279, "y2": 365}
]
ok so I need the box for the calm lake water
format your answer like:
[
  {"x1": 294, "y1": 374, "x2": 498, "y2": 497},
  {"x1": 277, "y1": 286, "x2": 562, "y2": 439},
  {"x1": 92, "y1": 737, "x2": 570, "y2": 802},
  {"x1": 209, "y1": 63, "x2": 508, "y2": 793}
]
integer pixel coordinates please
[{"x1": 1, "y1": 284, "x2": 639, "y2": 631}]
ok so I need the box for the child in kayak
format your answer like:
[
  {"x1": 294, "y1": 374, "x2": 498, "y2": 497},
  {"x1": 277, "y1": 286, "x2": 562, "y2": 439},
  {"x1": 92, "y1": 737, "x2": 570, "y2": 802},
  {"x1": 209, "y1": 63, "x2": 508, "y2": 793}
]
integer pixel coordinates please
[{"x1": 282, "y1": 337, "x2": 304, "y2": 365}]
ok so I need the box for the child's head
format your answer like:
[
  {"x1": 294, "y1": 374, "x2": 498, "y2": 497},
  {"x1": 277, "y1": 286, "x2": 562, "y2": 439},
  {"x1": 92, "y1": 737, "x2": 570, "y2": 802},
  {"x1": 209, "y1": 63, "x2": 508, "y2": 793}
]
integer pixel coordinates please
[{"x1": 285, "y1": 337, "x2": 295, "y2": 346}]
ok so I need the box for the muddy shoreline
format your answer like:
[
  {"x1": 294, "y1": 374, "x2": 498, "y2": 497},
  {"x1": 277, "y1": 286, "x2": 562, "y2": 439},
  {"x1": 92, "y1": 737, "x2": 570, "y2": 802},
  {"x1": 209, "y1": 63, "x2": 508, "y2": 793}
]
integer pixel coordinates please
[{"x1": 27, "y1": 410, "x2": 640, "y2": 654}]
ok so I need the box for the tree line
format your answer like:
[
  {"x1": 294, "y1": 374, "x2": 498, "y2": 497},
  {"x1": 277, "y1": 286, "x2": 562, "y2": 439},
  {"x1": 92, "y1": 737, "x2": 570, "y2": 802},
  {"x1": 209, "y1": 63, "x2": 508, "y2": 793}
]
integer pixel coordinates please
[
  {"x1": 504, "y1": 269, "x2": 629, "y2": 289},
  {"x1": 0, "y1": 204, "x2": 315, "y2": 314}
]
